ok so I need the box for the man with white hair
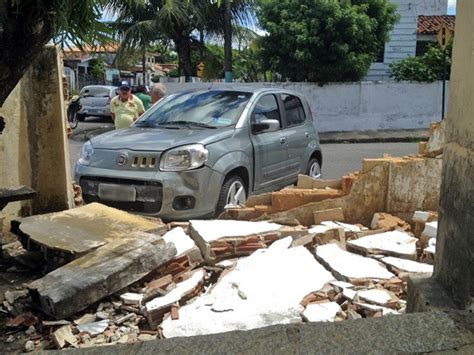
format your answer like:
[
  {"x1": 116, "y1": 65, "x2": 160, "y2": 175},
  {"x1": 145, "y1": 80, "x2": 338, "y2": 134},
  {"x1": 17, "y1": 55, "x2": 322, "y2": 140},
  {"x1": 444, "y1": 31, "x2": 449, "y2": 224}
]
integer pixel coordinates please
[{"x1": 151, "y1": 83, "x2": 167, "y2": 104}]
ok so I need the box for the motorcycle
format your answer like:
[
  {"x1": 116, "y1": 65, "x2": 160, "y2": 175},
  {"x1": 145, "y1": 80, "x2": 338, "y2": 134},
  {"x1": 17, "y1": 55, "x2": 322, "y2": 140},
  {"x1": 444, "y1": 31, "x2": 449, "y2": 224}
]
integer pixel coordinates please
[{"x1": 67, "y1": 95, "x2": 81, "y2": 129}]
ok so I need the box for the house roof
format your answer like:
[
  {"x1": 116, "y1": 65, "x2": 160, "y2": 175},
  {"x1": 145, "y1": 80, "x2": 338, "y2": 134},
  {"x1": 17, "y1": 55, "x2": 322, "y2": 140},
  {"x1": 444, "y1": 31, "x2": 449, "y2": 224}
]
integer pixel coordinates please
[{"x1": 417, "y1": 15, "x2": 455, "y2": 35}]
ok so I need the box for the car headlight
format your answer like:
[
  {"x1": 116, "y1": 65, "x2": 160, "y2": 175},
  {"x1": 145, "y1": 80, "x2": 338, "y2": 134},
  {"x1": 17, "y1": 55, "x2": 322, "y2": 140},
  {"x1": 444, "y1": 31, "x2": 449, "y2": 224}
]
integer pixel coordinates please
[
  {"x1": 78, "y1": 141, "x2": 94, "y2": 166},
  {"x1": 160, "y1": 144, "x2": 209, "y2": 171}
]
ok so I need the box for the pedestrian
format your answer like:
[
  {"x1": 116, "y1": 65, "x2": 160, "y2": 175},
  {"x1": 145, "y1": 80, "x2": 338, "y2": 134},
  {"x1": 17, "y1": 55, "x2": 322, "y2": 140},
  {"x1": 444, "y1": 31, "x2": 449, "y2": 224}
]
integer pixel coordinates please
[
  {"x1": 135, "y1": 85, "x2": 152, "y2": 110},
  {"x1": 151, "y1": 83, "x2": 167, "y2": 104},
  {"x1": 110, "y1": 81, "x2": 145, "y2": 129}
]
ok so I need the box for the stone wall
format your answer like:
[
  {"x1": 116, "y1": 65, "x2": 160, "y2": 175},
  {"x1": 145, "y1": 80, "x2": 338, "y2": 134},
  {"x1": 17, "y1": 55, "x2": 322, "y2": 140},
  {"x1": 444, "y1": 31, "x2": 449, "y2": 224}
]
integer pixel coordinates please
[
  {"x1": 163, "y1": 81, "x2": 448, "y2": 132},
  {"x1": 0, "y1": 47, "x2": 73, "y2": 232},
  {"x1": 434, "y1": 0, "x2": 474, "y2": 310}
]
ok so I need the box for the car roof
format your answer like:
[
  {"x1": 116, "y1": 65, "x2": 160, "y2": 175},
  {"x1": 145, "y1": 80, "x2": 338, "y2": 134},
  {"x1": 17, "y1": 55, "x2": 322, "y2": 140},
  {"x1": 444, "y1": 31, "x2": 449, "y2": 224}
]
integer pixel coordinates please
[
  {"x1": 81, "y1": 85, "x2": 117, "y2": 90},
  {"x1": 175, "y1": 86, "x2": 301, "y2": 96}
]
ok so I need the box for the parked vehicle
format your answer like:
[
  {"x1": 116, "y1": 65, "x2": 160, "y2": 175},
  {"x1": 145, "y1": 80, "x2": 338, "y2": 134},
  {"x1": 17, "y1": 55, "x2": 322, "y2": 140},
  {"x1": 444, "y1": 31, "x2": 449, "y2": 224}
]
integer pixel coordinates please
[
  {"x1": 67, "y1": 95, "x2": 81, "y2": 129},
  {"x1": 75, "y1": 88, "x2": 322, "y2": 220},
  {"x1": 77, "y1": 85, "x2": 117, "y2": 121}
]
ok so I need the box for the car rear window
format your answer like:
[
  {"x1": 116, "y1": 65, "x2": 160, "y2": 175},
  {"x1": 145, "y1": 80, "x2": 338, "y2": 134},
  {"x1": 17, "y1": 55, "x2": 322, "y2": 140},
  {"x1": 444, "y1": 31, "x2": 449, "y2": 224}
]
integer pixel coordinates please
[
  {"x1": 281, "y1": 94, "x2": 306, "y2": 126},
  {"x1": 80, "y1": 87, "x2": 112, "y2": 97},
  {"x1": 138, "y1": 90, "x2": 252, "y2": 127}
]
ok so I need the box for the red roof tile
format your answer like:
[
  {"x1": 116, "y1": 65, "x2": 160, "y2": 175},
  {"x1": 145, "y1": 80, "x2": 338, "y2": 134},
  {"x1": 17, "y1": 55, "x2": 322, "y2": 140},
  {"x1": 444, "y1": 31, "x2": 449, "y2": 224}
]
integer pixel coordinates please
[{"x1": 417, "y1": 15, "x2": 455, "y2": 35}]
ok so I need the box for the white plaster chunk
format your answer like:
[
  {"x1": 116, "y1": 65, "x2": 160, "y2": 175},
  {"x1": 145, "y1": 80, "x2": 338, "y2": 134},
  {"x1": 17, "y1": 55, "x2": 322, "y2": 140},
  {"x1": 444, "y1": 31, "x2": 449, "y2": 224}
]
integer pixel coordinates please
[
  {"x1": 161, "y1": 245, "x2": 335, "y2": 338},
  {"x1": 216, "y1": 259, "x2": 237, "y2": 268},
  {"x1": 348, "y1": 230, "x2": 417, "y2": 258},
  {"x1": 120, "y1": 293, "x2": 143, "y2": 306},
  {"x1": 381, "y1": 256, "x2": 434, "y2": 273},
  {"x1": 353, "y1": 302, "x2": 399, "y2": 316},
  {"x1": 308, "y1": 224, "x2": 334, "y2": 234},
  {"x1": 145, "y1": 269, "x2": 205, "y2": 313},
  {"x1": 76, "y1": 320, "x2": 109, "y2": 335},
  {"x1": 321, "y1": 221, "x2": 362, "y2": 232},
  {"x1": 162, "y1": 227, "x2": 196, "y2": 256},
  {"x1": 316, "y1": 243, "x2": 395, "y2": 280},
  {"x1": 189, "y1": 220, "x2": 283, "y2": 243},
  {"x1": 357, "y1": 289, "x2": 394, "y2": 306},
  {"x1": 425, "y1": 245, "x2": 436, "y2": 255},
  {"x1": 329, "y1": 281, "x2": 354, "y2": 290},
  {"x1": 413, "y1": 211, "x2": 431, "y2": 223},
  {"x1": 342, "y1": 288, "x2": 357, "y2": 301},
  {"x1": 302, "y1": 302, "x2": 341, "y2": 322},
  {"x1": 422, "y1": 222, "x2": 437, "y2": 238}
]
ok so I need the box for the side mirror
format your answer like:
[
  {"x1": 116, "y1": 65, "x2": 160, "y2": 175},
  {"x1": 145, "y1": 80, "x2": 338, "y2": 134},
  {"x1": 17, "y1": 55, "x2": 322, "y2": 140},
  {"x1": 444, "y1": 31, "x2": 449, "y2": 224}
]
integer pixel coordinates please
[{"x1": 252, "y1": 119, "x2": 280, "y2": 134}]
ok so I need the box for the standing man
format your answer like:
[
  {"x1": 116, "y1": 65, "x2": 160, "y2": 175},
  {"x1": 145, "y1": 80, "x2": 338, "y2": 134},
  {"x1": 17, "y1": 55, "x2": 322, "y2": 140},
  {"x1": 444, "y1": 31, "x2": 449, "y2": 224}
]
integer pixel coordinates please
[
  {"x1": 135, "y1": 85, "x2": 152, "y2": 110},
  {"x1": 151, "y1": 83, "x2": 167, "y2": 104},
  {"x1": 110, "y1": 81, "x2": 145, "y2": 129}
]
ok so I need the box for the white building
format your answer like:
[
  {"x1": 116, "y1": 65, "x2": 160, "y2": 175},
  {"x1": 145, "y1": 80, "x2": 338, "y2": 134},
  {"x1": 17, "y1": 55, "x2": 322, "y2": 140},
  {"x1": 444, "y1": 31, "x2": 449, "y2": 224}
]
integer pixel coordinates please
[{"x1": 365, "y1": 0, "x2": 448, "y2": 81}]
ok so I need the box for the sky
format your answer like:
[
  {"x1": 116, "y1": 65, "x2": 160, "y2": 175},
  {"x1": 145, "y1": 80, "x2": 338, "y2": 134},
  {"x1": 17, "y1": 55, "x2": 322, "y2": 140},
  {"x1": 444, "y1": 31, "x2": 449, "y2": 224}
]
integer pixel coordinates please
[{"x1": 448, "y1": 0, "x2": 456, "y2": 14}]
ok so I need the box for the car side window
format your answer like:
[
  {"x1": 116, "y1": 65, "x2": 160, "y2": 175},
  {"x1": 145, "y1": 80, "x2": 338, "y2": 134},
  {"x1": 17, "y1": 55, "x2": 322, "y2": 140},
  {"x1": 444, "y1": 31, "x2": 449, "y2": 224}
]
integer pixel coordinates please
[
  {"x1": 251, "y1": 94, "x2": 282, "y2": 128},
  {"x1": 281, "y1": 94, "x2": 306, "y2": 127}
]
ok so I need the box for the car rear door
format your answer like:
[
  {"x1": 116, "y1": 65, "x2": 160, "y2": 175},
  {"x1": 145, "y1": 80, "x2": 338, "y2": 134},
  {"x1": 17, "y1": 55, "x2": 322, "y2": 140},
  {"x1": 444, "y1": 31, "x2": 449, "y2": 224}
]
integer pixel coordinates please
[
  {"x1": 279, "y1": 93, "x2": 312, "y2": 178},
  {"x1": 249, "y1": 93, "x2": 290, "y2": 191}
]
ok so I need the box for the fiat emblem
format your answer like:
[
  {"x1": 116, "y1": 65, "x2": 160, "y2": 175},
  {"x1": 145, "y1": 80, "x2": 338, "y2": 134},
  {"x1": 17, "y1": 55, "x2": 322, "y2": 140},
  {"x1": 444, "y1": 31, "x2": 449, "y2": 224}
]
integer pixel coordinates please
[{"x1": 116, "y1": 154, "x2": 127, "y2": 166}]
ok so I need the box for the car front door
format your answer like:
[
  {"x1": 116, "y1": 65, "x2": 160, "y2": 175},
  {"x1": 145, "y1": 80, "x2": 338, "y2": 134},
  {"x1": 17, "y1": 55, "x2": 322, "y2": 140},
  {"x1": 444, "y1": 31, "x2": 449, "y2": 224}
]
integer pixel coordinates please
[
  {"x1": 280, "y1": 93, "x2": 312, "y2": 178},
  {"x1": 250, "y1": 94, "x2": 290, "y2": 191}
]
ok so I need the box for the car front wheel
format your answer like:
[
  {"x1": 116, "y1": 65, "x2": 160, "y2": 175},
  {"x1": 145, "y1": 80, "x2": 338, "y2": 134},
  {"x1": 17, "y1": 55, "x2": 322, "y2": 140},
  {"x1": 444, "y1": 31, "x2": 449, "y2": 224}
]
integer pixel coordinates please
[
  {"x1": 215, "y1": 175, "x2": 247, "y2": 216},
  {"x1": 306, "y1": 158, "x2": 322, "y2": 179}
]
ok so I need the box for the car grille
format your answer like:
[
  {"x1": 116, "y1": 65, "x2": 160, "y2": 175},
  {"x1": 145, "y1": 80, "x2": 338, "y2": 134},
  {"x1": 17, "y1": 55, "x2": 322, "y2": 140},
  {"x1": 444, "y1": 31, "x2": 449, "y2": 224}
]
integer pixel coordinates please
[{"x1": 80, "y1": 176, "x2": 163, "y2": 214}]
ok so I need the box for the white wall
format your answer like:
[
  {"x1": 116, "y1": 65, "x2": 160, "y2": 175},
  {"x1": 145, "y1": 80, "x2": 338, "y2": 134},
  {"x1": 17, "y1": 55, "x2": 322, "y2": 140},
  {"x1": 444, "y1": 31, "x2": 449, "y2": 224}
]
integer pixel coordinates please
[{"x1": 163, "y1": 81, "x2": 449, "y2": 132}]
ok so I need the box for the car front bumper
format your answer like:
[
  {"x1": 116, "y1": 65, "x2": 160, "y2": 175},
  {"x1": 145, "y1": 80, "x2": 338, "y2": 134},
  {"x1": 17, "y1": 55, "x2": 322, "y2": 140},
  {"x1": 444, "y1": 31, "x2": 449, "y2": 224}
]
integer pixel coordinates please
[{"x1": 75, "y1": 163, "x2": 225, "y2": 220}]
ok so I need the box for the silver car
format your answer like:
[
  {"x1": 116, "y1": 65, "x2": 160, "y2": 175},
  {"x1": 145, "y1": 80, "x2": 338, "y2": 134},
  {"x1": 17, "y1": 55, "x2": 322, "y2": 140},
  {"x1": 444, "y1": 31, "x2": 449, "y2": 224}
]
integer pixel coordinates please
[
  {"x1": 75, "y1": 88, "x2": 322, "y2": 220},
  {"x1": 77, "y1": 85, "x2": 117, "y2": 121}
]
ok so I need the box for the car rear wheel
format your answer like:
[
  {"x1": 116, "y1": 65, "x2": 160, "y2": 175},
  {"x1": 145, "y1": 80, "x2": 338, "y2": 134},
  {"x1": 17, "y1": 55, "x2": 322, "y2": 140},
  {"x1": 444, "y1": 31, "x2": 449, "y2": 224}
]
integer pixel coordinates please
[
  {"x1": 306, "y1": 158, "x2": 322, "y2": 179},
  {"x1": 215, "y1": 175, "x2": 247, "y2": 216}
]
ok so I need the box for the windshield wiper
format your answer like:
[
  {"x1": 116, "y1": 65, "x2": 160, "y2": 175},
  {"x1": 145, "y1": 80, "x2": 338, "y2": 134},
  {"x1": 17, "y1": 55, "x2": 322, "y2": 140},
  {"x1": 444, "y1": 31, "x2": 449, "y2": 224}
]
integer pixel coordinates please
[
  {"x1": 158, "y1": 121, "x2": 217, "y2": 129},
  {"x1": 134, "y1": 121, "x2": 158, "y2": 128}
]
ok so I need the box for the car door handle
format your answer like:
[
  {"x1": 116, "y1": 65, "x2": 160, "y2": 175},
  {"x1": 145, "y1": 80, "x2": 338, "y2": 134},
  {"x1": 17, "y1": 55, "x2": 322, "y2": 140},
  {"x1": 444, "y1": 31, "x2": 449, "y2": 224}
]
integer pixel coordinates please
[{"x1": 280, "y1": 137, "x2": 287, "y2": 144}]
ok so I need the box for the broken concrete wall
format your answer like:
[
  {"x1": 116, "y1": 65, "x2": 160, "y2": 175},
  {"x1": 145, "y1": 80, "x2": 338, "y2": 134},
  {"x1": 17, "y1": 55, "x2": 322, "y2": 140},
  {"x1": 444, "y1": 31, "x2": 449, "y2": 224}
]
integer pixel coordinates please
[
  {"x1": 434, "y1": 0, "x2": 474, "y2": 310},
  {"x1": 0, "y1": 46, "x2": 73, "y2": 233}
]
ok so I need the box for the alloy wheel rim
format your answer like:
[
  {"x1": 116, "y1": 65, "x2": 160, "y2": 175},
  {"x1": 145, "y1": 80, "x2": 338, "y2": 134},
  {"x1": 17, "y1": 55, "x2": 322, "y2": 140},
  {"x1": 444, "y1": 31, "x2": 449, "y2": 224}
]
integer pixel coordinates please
[
  {"x1": 309, "y1": 162, "x2": 321, "y2": 179},
  {"x1": 226, "y1": 181, "x2": 246, "y2": 206}
]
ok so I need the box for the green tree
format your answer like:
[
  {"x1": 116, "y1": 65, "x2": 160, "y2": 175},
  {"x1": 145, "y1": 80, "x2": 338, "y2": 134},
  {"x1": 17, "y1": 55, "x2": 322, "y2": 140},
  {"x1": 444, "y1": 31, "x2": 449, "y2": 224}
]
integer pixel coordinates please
[
  {"x1": 389, "y1": 42, "x2": 453, "y2": 82},
  {"x1": 89, "y1": 58, "x2": 106, "y2": 81},
  {"x1": 256, "y1": 0, "x2": 399, "y2": 83},
  {"x1": 0, "y1": 0, "x2": 111, "y2": 106}
]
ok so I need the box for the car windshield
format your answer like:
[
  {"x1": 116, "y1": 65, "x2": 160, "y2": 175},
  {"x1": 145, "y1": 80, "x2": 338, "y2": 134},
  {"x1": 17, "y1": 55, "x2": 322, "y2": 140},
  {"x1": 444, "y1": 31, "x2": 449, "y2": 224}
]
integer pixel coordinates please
[
  {"x1": 135, "y1": 90, "x2": 252, "y2": 128},
  {"x1": 80, "y1": 86, "x2": 112, "y2": 97}
]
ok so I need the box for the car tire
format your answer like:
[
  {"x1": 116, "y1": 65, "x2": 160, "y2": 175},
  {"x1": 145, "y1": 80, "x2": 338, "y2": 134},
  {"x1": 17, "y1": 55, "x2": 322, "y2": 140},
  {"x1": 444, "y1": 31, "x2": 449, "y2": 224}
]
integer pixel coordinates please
[
  {"x1": 77, "y1": 114, "x2": 86, "y2": 122},
  {"x1": 306, "y1": 158, "x2": 322, "y2": 179},
  {"x1": 215, "y1": 175, "x2": 247, "y2": 217}
]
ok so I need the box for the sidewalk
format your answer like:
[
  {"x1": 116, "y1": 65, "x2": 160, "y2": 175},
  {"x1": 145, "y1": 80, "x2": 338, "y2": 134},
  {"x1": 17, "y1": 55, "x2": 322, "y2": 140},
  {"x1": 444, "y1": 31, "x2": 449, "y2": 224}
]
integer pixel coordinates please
[
  {"x1": 319, "y1": 129, "x2": 429, "y2": 144},
  {"x1": 73, "y1": 125, "x2": 429, "y2": 144}
]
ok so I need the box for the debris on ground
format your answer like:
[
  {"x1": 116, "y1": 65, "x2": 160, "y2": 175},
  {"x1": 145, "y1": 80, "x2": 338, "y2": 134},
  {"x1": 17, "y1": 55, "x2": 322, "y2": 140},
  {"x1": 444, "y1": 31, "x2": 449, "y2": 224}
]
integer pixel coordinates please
[{"x1": 0, "y1": 124, "x2": 444, "y2": 350}]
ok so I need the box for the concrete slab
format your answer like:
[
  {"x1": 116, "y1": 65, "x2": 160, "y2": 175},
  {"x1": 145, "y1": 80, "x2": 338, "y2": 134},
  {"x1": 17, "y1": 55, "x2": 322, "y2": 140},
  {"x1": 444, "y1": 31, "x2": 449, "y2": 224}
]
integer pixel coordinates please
[
  {"x1": 357, "y1": 289, "x2": 396, "y2": 306},
  {"x1": 27, "y1": 232, "x2": 176, "y2": 319},
  {"x1": 381, "y1": 256, "x2": 433, "y2": 274},
  {"x1": 316, "y1": 243, "x2": 395, "y2": 281},
  {"x1": 11, "y1": 203, "x2": 165, "y2": 256},
  {"x1": 161, "y1": 244, "x2": 335, "y2": 338},
  {"x1": 162, "y1": 227, "x2": 196, "y2": 256},
  {"x1": 422, "y1": 221, "x2": 437, "y2": 238},
  {"x1": 347, "y1": 231, "x2": 417, "y2": 259}
]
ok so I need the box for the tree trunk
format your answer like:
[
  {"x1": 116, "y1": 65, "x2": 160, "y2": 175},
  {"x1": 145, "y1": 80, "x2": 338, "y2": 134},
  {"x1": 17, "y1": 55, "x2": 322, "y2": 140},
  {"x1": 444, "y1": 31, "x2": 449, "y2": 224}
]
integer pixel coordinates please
[
  {"x1": 224, "y1": 0, "x2": 233, "y2": 82},
  {"x1": 174, "y1": 35, "x2": 193, "y2": 82},
  {"x1": 0, "y1": 15, "x2": 54, "y2": 107}
]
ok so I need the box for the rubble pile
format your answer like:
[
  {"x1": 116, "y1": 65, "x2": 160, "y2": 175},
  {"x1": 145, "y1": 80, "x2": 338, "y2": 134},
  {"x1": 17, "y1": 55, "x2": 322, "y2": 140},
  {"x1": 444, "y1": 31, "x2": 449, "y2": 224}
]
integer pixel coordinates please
[{"x1": 1, "y1": 204, "x2": 437, "y2": 350}]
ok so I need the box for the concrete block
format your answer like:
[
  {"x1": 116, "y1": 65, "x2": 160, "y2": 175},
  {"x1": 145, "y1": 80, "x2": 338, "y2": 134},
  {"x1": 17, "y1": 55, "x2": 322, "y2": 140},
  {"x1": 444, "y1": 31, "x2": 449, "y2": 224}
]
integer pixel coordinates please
[{"x1": 313, "y1": 208, "x2": 345, "y2": 225}]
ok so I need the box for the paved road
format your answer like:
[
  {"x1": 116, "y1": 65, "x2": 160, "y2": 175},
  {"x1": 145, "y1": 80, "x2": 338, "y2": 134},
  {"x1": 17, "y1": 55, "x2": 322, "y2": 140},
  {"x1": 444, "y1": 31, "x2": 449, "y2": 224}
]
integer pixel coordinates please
[{"x1": 68, "y1": 118, "x2": 418, "y2": 180}]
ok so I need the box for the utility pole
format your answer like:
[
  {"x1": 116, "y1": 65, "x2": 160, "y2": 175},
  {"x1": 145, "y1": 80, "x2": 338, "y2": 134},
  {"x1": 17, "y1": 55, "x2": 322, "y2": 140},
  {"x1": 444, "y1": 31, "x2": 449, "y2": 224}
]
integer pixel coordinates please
[{"x1": 437, "y1": 25, "x2": 451, "y2": 120}]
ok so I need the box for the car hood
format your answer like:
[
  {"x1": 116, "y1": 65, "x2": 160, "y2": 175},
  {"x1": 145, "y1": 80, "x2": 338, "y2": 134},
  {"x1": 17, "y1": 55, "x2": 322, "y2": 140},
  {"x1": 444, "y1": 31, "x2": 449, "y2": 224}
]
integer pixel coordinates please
[{"x1": 91, "y1": 126, "x2": 236, "y2": 151}]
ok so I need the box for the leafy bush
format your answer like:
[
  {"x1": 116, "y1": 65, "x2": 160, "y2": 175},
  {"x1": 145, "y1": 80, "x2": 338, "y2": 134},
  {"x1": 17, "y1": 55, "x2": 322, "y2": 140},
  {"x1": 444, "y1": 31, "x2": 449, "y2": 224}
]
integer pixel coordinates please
[{"x1": 389, "y1": 43, "x2": 452, "y2": 82}]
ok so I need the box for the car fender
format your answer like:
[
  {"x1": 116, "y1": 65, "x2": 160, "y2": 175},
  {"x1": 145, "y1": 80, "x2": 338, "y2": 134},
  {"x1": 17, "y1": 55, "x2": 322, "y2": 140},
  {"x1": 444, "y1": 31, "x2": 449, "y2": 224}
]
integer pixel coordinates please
[
  {"x1": 209, "y1": 150, "x2": 253, "y2": 189},
  {"x1": 302, "y1": 140, "x2": 321, "y2": 172}
]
